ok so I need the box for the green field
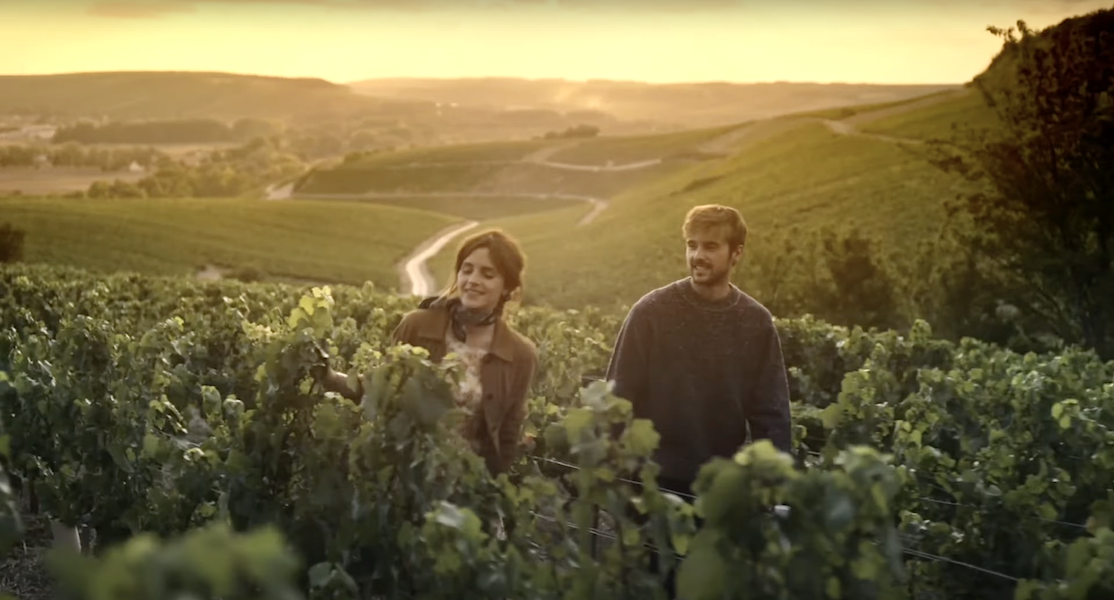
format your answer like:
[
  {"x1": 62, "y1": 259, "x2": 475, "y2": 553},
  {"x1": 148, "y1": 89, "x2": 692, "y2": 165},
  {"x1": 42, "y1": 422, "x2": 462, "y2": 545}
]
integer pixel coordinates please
[
  {"x1": 345, "y1": 139, "x2": 556, "y2": 167},
  {"x1": 3, "y1": 85, "x2": 992, "y2": 309},
  {"x1": 439, "y1": 118, "x2": 978, "y2": 310},
  {"x1": 0, "y1": 196, "x2": 460, "y2": 288},
  {"x1": 297, "y1": 159, "x2": 690, "y2": 200},
  {"x1": 788, "y1": 89, "x2": 961, "y2": 121},
  {"x1": 302, "y1": 194, "x2": 585, "y2": 221},
  {"x1": 859, "y1": 89, "x2": 999, "y2": 139},
  {"x1": 544, "y1": 124, "x2": 737, "y2": 165}
]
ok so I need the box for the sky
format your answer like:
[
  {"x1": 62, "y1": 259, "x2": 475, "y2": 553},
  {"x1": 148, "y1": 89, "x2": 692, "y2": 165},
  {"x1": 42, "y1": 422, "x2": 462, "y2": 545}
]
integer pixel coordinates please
[{"x1": 0, "y1": 0, "x2": 1109, "y2": 85}]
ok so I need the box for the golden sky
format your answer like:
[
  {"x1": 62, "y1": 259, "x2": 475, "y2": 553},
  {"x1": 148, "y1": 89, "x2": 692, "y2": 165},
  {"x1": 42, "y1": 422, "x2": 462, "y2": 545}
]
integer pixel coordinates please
[{"x1": 0, "y1": 0, "x2": 1108, "y2": 84}]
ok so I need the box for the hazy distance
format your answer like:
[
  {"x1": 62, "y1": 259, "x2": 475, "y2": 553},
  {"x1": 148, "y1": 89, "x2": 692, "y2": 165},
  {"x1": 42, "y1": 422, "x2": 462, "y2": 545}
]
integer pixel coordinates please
[{"x1": 2, "y1": 0, "x2": 1109, "y2": 85}]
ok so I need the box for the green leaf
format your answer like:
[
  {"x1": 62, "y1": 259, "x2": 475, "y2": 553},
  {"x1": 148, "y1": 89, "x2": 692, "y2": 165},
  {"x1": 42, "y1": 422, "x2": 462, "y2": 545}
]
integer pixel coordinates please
[
  {"x1": 308, "y1": 562, "x2": 334, "y2": 588},
  {"x1": 622, "y1": 419, "x2": 660, "y2": 455},
  {"x1": 564, "y1": 407, "x2": 594, "y2": 440},
  {"x1": 676, "y1": 532, "x2": 729, "y2": 600},
  {"x1": 671, "y1": 531, "x2": 691, "y2": 556}
]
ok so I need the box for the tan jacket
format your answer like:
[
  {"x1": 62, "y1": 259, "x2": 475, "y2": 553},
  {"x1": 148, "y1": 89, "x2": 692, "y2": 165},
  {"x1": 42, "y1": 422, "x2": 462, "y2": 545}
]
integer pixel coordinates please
[{"x1": 391, "y1": 304, "x2": 538, "y2": 475}]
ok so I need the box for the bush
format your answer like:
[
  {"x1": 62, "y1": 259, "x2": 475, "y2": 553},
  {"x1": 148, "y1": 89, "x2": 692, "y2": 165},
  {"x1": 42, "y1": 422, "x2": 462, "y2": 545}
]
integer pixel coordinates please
[{"x1": 0, "y1": 223, "x2": 25, "y2": 263}]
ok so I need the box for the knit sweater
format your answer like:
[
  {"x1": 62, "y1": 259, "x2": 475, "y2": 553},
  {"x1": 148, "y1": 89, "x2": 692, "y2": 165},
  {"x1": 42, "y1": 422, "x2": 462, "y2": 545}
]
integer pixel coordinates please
[{"x1": 605, "y1": 278, "x2": 793, "y2": 485}]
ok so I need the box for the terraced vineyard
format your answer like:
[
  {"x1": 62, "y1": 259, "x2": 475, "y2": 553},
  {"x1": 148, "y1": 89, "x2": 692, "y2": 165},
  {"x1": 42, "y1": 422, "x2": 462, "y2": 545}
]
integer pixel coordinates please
[{"x1": 0, "y1": 264, "x2": 1111, "y2": 600}]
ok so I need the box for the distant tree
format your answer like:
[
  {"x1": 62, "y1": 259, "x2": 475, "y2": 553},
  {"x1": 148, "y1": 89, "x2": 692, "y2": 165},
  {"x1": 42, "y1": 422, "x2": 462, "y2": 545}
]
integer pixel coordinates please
[
  {"x1": 816, "y1": 227, "x2": 904, "y2": 331},
  {"x1": 926, "y1": 11, "x2": 1114, "y2": 358},
  {"x1": 543, "y1": 124, "x2": 600, "y2": 139},
  {"x1": 0, "y1": 222, "x2": 26, "y2": 263}
]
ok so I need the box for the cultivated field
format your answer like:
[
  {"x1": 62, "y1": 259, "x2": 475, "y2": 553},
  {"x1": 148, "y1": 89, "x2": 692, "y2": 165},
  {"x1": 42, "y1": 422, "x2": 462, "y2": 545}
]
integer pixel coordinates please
[
  {"x1": 1, "y1": 84, "x2": 990, "y2": 309},
  {"x1": 0, "y1": 196, "x2": 460, "y2": 288},
  {"x1": 445, "y1": 116, "x2": 978, "y2": 309}
]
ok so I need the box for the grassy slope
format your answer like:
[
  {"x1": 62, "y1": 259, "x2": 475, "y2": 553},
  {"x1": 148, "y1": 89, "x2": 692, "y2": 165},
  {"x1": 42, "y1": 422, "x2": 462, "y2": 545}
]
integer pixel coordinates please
[
  {"x1": 298, "y1": 156, "x2": 692, "y2": 199},
  {"x1": 345, "y1": 140, "x2": 555, "y2": 166},
  {"x1": 859, "y1": 89, "x2": 999, "y2": 139},
  {"x1": 788, "y1": 89, "x2": 960, "y2": 121},
  {"x1": 446, "y1": 117, "x2": 978, "y2": 310},
  {"x1": 544, "y1": 125, "x2": 735, "y2": 164},
  {"x1": 0, "y1": 196, "x2": 458, "y2": 289},
  {"x1": 304, "y1": 195, "x2": 583, "y2": 221}
]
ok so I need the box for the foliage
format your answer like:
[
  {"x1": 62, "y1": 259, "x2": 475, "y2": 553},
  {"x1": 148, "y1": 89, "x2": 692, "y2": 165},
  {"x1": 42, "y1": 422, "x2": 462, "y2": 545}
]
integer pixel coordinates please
[
  {"x1": 46, "y1": 523, "x2": 305, "y2": 600},
  {"x1": 0, "y1": 263, "x2": 1111, "y2": 600},
  {"x1": 542, "y1": 124, "x2": 600, "y2": 139},
  {"x1": 925, "y1": 10, "x2": 1114, "y2": 359},
  {"x1": 0, "y1": 372, "x2": 22, "y2": 560},
  {"x1": 52, "y1": 118, "x2": 282, "y2": 145},
  {"x1": 748, "y1": 224, "x2": 906, "y2": 333},
  {"x1": 84, "y1": 136, "x2": 307, "y2": 199},
  {"x1": 0, "y1": 222, "x2": 24, "y2": 263},
  {"x1": 0, "y1": 143, "x2": 165, "y2": 171}
]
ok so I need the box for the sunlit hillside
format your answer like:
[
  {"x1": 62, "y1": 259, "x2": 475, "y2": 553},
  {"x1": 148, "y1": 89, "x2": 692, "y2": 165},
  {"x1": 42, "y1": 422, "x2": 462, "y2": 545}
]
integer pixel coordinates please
[
  {"x1": 419, "y1": 89, "x2": 985, "y2": 309},
  {"x1": 0, "y1": 196, "x2": 460, "y2": 287}
]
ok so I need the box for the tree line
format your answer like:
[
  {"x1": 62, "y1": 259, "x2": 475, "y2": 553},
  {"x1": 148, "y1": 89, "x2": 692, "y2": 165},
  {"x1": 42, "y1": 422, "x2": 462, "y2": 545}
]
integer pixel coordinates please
[{"x1": 52, "y1": 118, "x2": 282, "y2": 145}]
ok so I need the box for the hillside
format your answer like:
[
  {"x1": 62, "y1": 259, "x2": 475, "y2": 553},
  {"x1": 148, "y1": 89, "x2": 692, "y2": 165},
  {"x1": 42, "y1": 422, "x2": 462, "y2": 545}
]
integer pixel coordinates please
[
  {"x1": 348, "y1": 77, "x2": 962, "y2": 128},
  {"x1": 0, "y1": 71, "x2": 400, "y2": 121},
  {"x1": 419, "y1": 89, "x2": 984, "y2": 310},
  {"x1": 287, "y1": 127, "x2": 735, "y2": 223},
  {"x1": 0, "y1": 196, "x2": 460, "y2": 288},
  {"x1": 0, "y1": 72, "x2": 691, "y2": 149},
  {"x1": 0, "y1": 86, "x2": 984, "y2": 311}
]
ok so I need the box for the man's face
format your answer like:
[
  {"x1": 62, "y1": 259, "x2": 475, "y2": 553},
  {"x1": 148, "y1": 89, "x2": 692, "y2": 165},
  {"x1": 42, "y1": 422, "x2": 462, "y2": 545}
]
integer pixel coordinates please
[{"x1": 685, "y1": 225, "x2": 741, "y2": 286}]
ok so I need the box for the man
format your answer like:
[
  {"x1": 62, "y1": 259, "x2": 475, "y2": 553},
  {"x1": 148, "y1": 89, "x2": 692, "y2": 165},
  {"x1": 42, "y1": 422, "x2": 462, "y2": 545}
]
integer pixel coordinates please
[{"x1": 606, "y1": 203, "x2": 793, "y2": 498}]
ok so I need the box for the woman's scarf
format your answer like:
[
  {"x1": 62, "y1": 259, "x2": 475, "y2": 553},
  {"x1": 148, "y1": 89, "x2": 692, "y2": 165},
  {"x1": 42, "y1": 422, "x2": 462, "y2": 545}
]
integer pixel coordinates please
[{"x1": 420, "y1": 294, "x2": 503, "y2": 342}]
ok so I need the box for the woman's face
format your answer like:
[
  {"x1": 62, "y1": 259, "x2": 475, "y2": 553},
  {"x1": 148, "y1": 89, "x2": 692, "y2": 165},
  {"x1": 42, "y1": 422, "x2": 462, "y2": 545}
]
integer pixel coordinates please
[{"x1": 456, "y1": 247, "x2": 507, "y2": 312}]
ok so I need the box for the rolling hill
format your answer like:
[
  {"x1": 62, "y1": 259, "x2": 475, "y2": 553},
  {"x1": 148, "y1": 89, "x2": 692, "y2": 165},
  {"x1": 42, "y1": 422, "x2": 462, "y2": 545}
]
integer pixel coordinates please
[
  {"x1": 347, "y1": 77, "x2": 962, "y2": 128},
  {"x1": 0, "y1": 84, "x2": 987, "y2": 309},
  {"x1": 0, "y1": 196, "x2": 461, "y2": 289},
  {"x1": 0, "y1": 71, "x2": 399, "y2": 121},
  {"x1": 0, "y1": 72, "x2": 684, "y2": 148},
  {"x1": 416, "y1": 88, "x2": 988, "y2": 310}
]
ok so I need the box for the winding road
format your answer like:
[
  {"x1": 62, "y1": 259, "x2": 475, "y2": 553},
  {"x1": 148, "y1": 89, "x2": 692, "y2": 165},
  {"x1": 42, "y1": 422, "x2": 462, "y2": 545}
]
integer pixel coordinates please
[
  {"x1": 397, "y1": 220, "x2": 480, "y2": 297},
  {"x1": 290, "y1": 151, "x2": 671, "y2": 296}
]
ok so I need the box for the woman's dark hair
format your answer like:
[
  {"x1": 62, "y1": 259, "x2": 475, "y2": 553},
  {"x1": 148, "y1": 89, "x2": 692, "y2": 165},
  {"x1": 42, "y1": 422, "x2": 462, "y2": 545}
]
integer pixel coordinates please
[{"x1": 439, "y1": 228, "x2": 527, "y2": 302}]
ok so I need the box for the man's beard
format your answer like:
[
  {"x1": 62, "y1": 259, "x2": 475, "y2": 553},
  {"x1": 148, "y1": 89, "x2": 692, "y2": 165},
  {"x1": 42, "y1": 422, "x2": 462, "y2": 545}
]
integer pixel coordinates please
[{"x1": 690, "y1": 261, "x2": 729, "y2": 285}]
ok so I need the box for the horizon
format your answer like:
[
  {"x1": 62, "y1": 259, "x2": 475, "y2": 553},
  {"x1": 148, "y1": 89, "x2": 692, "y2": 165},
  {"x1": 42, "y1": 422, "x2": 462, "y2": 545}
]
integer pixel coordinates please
[
  {"x1": 1, "y1": 0, "x2": 1109, "y2": 85},
  {"x1": 0, "y1": 69, "x2": 968, "y2": 88}
]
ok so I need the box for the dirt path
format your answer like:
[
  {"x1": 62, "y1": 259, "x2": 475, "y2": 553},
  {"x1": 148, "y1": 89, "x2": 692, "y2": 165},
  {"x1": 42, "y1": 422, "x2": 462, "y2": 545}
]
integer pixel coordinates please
[{"x1": 396, "y1": 220, "x2": 480, "y2": 296}]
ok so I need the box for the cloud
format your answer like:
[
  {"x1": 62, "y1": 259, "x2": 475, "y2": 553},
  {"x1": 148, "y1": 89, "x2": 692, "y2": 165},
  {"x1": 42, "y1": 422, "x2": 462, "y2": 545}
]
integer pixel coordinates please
[{"x1": 87, "y1": 1, "x2": 196, "y2": 18}]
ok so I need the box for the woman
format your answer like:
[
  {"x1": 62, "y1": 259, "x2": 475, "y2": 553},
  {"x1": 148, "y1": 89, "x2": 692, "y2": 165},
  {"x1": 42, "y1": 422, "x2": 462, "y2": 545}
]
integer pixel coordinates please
[{"x1": 316, "y1": 228, "x2": 538, "y2": 476}]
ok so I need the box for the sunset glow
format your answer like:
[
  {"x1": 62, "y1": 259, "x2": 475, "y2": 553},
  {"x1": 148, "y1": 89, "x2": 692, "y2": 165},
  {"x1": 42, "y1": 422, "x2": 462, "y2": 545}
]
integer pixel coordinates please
[{"x1": 2, "y1": 0, "x2": 1109, "y2": 84}]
